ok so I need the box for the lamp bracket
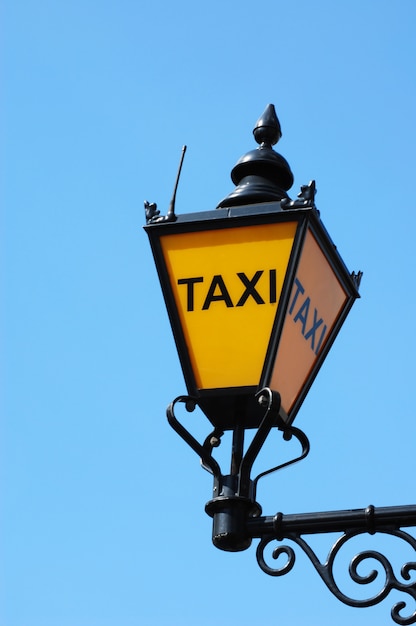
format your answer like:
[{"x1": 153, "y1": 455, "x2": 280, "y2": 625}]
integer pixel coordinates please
[
  {"x1": 252, "y1": 514, "x2": 416, "y2": 625},
  {"x1": 167, "y1": 389, "x2": 310, "y2": 500},
  {"x1": 167, "y1": 389, "x2": 311, "y2": 552},
  {"x1": 166, "y1": 391, "x2": 416, "y2": 623}
]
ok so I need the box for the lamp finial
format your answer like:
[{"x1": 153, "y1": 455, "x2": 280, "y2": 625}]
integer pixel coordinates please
[{"x1": 217, "y1": 104, "x2": 293, "y2": 209}]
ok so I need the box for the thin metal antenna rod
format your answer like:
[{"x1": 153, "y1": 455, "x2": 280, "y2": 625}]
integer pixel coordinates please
[{"x1": 167, "y1": 145, "x2": 187, "y2": 220}]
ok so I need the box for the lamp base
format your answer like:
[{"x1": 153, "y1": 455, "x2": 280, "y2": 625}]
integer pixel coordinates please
[{"x1": 205, "y1": 496, "x2": 262, "y2": 552}]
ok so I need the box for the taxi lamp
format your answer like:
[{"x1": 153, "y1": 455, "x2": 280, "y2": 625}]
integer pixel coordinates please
[{"x1": 144, "y1": 106, "x2": 416, "y2": 624}]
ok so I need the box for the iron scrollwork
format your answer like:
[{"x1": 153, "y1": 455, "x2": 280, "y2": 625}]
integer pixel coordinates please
[
  {"x1": 166, "y1": 389, "x2": 310, "y2": 502},
  {"x1": 256, "y1": 527, "x2": 416, "y2": 625},
  {"x1": 166, "y1": 390, "x2": 416, "y2": 623}
]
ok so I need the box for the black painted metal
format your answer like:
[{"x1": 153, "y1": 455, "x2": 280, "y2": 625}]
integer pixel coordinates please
[
  {"x1": 217, "y1": 104, "x2": 294, "y2": 208},
  {"x1": 247, "y1": 504, "x2": 416, "y2": 537},
  {"x1": 254, "y1": 522, "x2": 416, "y2": 625},
  {"x1": 167, "y1": 395, "x2": 222, "y2": 482},
  {"x1": 167, "y1": 388, "x2": 310, "y2": 551},
  {"x1": 166, "y1": 388, "x2": 416, "y2": 624},
  {"x1": 146, "y1": 105, "x2": 414, "y2": 623},
  {"x1": 145, "y1": 145, "x2": 187, "y2": 223}
]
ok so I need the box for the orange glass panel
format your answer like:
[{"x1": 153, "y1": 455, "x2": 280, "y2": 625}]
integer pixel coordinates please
[{"x1": 270, "y1": 228, "x2": 348, "y2": 414}]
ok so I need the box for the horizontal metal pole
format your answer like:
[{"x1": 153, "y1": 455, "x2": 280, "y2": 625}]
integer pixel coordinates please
[{"x1": 246, "y1": 504, "x2": 416, "y2": 537}]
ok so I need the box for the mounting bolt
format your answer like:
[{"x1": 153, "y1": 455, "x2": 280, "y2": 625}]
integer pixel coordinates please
[
  {"x1": 258, "y1": 394, "x2": 268, "y2": 407},
  {"x1": 185, "y1": 399, "x2": 196, "y2": 412}
]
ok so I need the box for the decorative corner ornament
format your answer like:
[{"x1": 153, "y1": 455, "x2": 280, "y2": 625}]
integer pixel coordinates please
[
  {"x1": 280, "y1": 180, "x2": 317, "y2": 211},
  {"x1": 144, "y1": 200, "x2": 161, "y2": 223}
]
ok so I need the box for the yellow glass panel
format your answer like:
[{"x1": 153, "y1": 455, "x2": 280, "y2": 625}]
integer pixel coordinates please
[
  {"x1": 270, "y1": 228, "x2": 348, "y2": 414},
  {"x1": 160, "y1": 222, "x2": 297, "y2": 390}
]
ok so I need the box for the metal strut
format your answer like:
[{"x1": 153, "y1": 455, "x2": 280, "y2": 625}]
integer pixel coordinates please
[{"x1": 167, "y1": 388, "x2": 311, "y2": 551}]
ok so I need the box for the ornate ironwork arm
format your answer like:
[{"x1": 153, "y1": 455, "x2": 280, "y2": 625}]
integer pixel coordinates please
[
  {"x1": 166, "y1": 391, "x2": 416, "y2": 623},
  {"x1": 248, "y1": 506, "x2": 416, "y2": 625}
]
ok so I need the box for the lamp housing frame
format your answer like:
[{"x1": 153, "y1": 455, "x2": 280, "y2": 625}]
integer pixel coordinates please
[{"x1": 145, "y1": 200, "x2": 360, "y2": 431}]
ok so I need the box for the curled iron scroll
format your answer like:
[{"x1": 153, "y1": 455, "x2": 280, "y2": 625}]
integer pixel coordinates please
[{"x1": 256, "y1": 529, "x2": 416, "y2": 624}]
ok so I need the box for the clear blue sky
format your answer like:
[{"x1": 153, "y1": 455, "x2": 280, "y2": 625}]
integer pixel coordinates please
[{"x1": 3, "y1": 1, "x2": 416, "y2": 625}]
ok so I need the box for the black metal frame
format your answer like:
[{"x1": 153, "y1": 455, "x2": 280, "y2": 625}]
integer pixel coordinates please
[
  {"x1": 167, "y1": 388, "x2": 416, "y2": 625},
  {"x1": 145, "y1": 201, "x2": 360, "y2": 430}
]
